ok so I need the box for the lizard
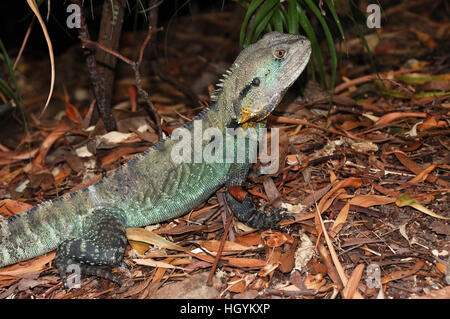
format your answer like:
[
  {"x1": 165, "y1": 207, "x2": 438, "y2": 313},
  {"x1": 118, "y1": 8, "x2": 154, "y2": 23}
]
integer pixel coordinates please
[{"x1": 0, "y1": 32, "x2": 311, "y2": 287}]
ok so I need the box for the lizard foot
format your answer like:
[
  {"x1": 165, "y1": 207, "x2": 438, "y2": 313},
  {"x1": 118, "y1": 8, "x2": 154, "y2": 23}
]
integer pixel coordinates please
[
  {"x1": 226, "y1": 192, "x2": 292, "y2": 231},
  {"x1": 54, "y1": 208, "x2": 127, "y2": 288},
  {"x1": 55, "y1": 255, "x2": 123, "y2": 289}
]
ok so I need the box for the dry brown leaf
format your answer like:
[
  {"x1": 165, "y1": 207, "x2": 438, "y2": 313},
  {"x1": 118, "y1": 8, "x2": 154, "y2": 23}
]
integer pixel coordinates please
[
  {"x1": 227, "y1": 185, "x2": 247, "y2": 202},
  {"x1": 0, "y1": 149, "x2": 39, "y2": 166},
  {"x1": 0, "y1": 252, "x2": 55, "y2": 277},
  {"x1": 435, "y1": 261, "x2": 446, "y2": 274},
  {"x1": 375, "y1": 112, "x2": 426, "y2": 126},
  {"x1": 26, "y1": 0, "x2": 55, "y2": 115},
  {"x1": 133, "y1": 258, "x2": 185, "y2": 270},
  {"x1": 199, "y1": 240, "x2": 254, "y2": 253},
  {"x1": 53, "y1": 165, "x2": 72, "y2": 186},
  {"x1": 222, "y1": 257, "x2": 267, "y2": 268},
  {"x1": 342, "y1": 264, "x2": 365, "y2": 299},
  {"x1": 278, "y1": 239, "x2": 298, "y2": 273},
  {"x1": 393, "y1": 152, "x2": 448, "y2": 186},
  {"x1": 417, "y1": 117, "x2": 443, "y2": 131},
  {"x1": 128, "y1": 240, "x2": 150, "y2": 255},
  {"x1": 349, "y1": 194, "x2": 396, "y2": 207},
  {"x1": 126, "y1": 228, "x2": 188, "y2": 252},
  {"x1": 227, "y1": 275, "x2": 246, "y2": 293},
  {"x1": 235, "y1": 232, "x2": 263, "y2": 246},
  {"x1": 258, "y1": 262, "x2": 280, "y2": 277},
  {"x1": 329, "y1": 202, "x2": 350, "y2": 237},
  {"x1": 381, "y1": 259, "x2": 424, "y2": 284},
  {"x1": 314, "y1": 179, "x2": 365, "y2": 298},
  {"x1": 396, "y1": 163, "x2": 437, "y2": 191},
  {"x1": 34, "y1": 118, "x2": 72, "y2": 166},
  {"x1": 100, "y1": 146, "x2": 147, "y2": 167},
  {"x1": 151, "y1": 257, "x2": 175, "y2": 286},
  {"x1": 412, "y1": 286, "x2": 450, "y2": 299},
  {"x1": 261, "y1": 231, "x2": 293, "y2": 248},
  {"x1": 317, "y1": 177, "x2": 362, "y2": 214},
  {"x1": 304, "y1": 273, "x2": 326, "y2": 290},
  {"x1": 0, "y1": 199, "x2": 33, "y2": 218}
]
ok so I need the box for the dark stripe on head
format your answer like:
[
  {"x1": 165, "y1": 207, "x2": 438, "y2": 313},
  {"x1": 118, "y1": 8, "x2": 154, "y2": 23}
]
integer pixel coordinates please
[
  {"x1": 238, "y1": 77, "x2": 260, "y2": 101},
  {"x1": 238, "y1": 83, "x2": 253, "y2": 100}
]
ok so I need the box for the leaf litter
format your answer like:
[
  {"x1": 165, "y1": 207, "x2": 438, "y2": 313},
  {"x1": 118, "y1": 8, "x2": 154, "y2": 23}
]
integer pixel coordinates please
[{"x1": 0, "y1": 4, "x2": 449, "y2": 299}]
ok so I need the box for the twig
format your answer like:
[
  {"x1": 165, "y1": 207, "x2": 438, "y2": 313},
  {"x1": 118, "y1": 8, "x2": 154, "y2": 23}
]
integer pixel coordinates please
[
  {"x1": 207, "y1": 192, "x2": 233, "y2": 286},
  {"x1": 78, "y1": 36, "x2": 133, "y2": 65},
  {"x1": 78, "y1": 27, "x2": 163, "y2": 140},
  {"x1": 71, "y1": 0, "x2": 116, "y2": 132},
  {"x1": 334, "y1": 68, "x2": 428, "y2": 94},
  {"x1": 13, "y1": 16, "x2": 35, "y2": 71},
  {"x1": 263, "y1": 288, "x2": 317, "y2": 297}
]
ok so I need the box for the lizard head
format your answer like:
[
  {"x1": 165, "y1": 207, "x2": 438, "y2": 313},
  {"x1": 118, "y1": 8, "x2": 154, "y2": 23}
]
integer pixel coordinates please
[{"x1": 216, "y1": 32, "x2": 311, "y2": 125}]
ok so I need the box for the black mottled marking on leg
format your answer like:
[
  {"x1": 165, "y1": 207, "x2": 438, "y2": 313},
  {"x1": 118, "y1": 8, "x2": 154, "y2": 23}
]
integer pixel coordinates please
[
  {"x1": 225, "y1": 191, "x2": 291, "y2": 231},
  {"x1": 55, "y1": 208, "x2": 127, "y2": 288},
  {"x1": 225, "y1": 163, "x2": 291, "y2": 231}
]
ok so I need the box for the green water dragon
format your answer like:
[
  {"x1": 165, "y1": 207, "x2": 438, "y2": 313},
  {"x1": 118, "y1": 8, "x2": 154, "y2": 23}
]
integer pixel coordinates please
[{"x1": 0, "y1": 32, "x2": 311, "y2": 287}]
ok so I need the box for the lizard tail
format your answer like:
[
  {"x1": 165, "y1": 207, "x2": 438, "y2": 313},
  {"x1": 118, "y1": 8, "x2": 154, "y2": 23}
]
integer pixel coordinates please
[{"x1": 0, "y1": 194, "x2": 83, "y2": 268}]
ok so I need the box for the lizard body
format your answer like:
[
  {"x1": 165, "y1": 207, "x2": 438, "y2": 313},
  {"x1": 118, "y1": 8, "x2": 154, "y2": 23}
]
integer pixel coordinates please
[{"x1": 0, "y1": 32, "x2": 311, "y2": 286}]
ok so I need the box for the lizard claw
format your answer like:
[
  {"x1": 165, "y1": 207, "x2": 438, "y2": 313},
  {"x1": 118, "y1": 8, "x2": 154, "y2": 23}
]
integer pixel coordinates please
[
  {"x1": 256, "y1": 205, "x2": 292, "y2": 231},
  {"x1": 226, "y1": 191, "x2": 291, "y2": 231}
]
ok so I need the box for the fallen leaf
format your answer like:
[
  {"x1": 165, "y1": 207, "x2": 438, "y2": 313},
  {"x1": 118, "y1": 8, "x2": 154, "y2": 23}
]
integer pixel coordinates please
[
  {"x1": 132, "y1": 258, "x2": 185, "y2": 270},
  {"x1": 258, "y1": 262, "x2": 280, "y2": 277},
  {"x1": 375, "y1": 112, "x2": 426, "y2": 126},
  {"x1": 304, "y1": 273, "x2": 326, "y2": 290},
  {"x1": 349, "y1": 195, "x2": 396, "y2": 207},
  {"x1": 222, "y1": 257, "x2": 267, "y2": 268},
  {"x1": 126, "y1": 228, "x2": 188, "y2": 252},
  {"x1": 0, "y1": 149, "x2": 39, "y2": 165},
  {"x1": 396, "y1": 193, "x2": 450, "y2": 220},
  {"x1": 342, "y1": 264, "x2": 365, "y2": 299},
  {"x1": 261, "y1": 231, "x2": 293, "y2": 248},
  {"x1": 393, "y1": 152, "x2": 448, "y2": 187},
  {"x1": 329, "y1": 202, "x2": 349, "y2": 237},
  {"x1": 381, "y1": 259, "x2": 424, "y2": 284},
  {"x1": 34, "y1": 118, "x2": 72, "y2": 166},
  {"x1": 0, "y1": 253, "x2": 55, "y2": 277},
  {"x1": 412, "y1": 286, "x2": 450, "y2": 299},
  {"x1": 227, "y1": 275, "x2": 246, "y2": 293},
  {"x1": 0, "y1": 199, "x2": 33, "y2": 217},
  {"x1": 198, "y1": 240, "x2": 254, "y2": 253}
]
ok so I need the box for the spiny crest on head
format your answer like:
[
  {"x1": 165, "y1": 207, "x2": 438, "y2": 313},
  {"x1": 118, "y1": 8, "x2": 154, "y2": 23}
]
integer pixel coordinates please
[{"x1": 210, "y1": 62, "x2": 239, "y2": 102}]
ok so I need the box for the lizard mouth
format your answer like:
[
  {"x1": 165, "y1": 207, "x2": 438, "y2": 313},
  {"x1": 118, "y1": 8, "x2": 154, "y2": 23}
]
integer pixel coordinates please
[{"x1": 237, "y1": 90, "x2": 285, "y2": 124}]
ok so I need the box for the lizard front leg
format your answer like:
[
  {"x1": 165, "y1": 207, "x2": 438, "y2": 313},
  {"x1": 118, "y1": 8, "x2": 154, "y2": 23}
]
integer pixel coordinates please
[
  {"x1": 225, "y1": 163, "x2": 291, "y2": 231},
  {"x1": 55, "y1": 207, "x2": 127, "y2": 288}
]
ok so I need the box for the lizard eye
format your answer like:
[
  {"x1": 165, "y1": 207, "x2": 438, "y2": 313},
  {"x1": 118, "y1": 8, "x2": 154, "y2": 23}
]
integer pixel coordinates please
[
  {"x1": 251, "y1": 77, "x2": 260, "y2": 87},
  {"x1": 274, "y1": 49, "x2": 286, "y2": 59}
]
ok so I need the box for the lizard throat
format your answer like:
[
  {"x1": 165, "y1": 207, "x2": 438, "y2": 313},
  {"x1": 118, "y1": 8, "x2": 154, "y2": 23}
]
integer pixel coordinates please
[{"x1": 237, "y1": 90, "x2": 285, "y2": 124}]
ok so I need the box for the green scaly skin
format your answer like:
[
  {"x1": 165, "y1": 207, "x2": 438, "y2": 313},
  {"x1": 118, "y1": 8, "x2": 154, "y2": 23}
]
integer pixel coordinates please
[{"x1": 0, "y1": 32, "x2": 311, "y2": 286}]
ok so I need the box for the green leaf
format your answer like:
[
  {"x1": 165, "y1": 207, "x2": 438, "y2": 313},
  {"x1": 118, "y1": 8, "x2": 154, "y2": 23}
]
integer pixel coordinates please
[
  {"x1": 296, "y1": 3, "x2": 326, "y2": 87},
  {"x1": 0, "y1": 78, "x2": 15, "y2": 99},
  {"x1": 304, "y1": 0, "x2": 337, "y2": 96},
  {"x1": 287, "y1": 0, "x2": 299, "y2": 34},
  {"x1": 244, "y1": 0, "x2": 278, "y2": 47},
  {"x1": 324, "y1": 0, "x2": 345, "y2": 41},
  {"x1": 252, "y1": 3, "x2": 278, "y2": 42},
  {"x1": 270, "y1": 7, "x2": 285, "y2": 32},
  {"x1": 0, "y1": 38, "x2": 19, "y2": 101},
  {"x1": 239, "y1": 0, "x2": 265, "y2": 48}
]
